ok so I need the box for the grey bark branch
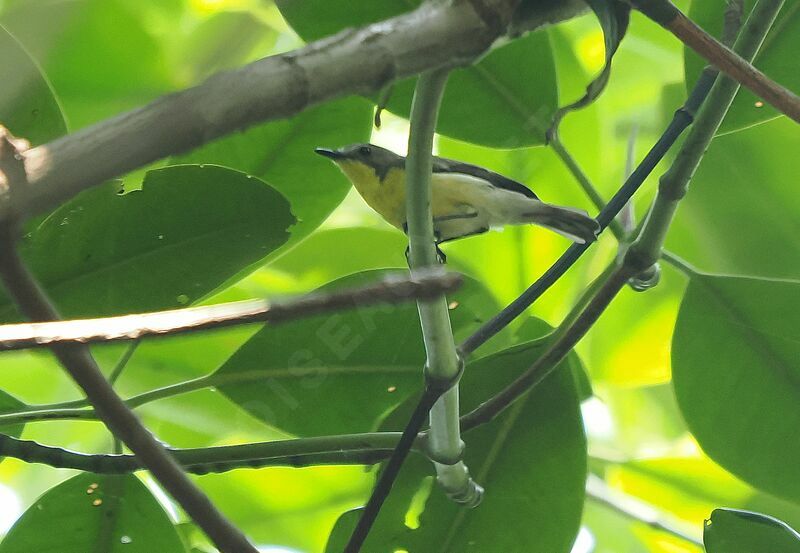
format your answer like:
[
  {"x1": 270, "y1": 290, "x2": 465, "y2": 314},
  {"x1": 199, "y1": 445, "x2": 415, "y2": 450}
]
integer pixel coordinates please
[
  {"x1": 0, "y1": 270, "x2": 461, "y2": 351},
  {"x1": 4, "y1": 0, "x2": 584, "y2": 221}
]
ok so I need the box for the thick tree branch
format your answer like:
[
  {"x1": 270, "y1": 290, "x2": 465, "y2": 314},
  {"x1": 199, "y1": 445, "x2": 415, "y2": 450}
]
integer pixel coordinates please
[
  {"x1": 0, "y1": 270, "x2": 461, "y2": 351},
  {"x1": 630, "y1": 0, "x2": 798, "y2": 123},
  {"x1": 0, "y1": 225, "x2": 257, "y2": 553},
  {"x1": 0, "y1": 0, "x2": 588, "y2": 221}
]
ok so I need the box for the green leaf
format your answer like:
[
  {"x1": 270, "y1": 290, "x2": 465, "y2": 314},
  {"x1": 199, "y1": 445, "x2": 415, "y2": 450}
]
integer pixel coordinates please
[
  {"x1": 326, "y1": 340, "x2": 586, "y2": 552},
  {"x1": 0, "y1": 473, "x2": 186, "y2": 552},
  {"x1": 215, "y1": 269, "x2": 500, "y2": 436},
  {"x1": 0, "y1": 23, "x2": 66, "y2": 145},
  {"x1": 0, "y1": 164, "x2": 295, "y2": 320},
  {"x1": 0, "y1": 0, "x2": 173, "y2": 129},
  {"x1": 704, "y1": 508, "x2": 800, "y2": 552},
  {"x1": 666, "y1": 118, "x2": 800, "y2": 279},
  {"x1": 514, "y1": 317, "x2": 592, "y2": 399},
  {"x1": 551, "y1": 0, "x2": 631, "y2": 128},
  {"x1": 276, "y1": 0, "x2": 558, "y2": 147},
  {"x1": 672, "y1": 274, "x2": 800, "y2": 502},
  {"x1": 178, "y1": 11, "x2": 277, "y2": 83},
  {"x1": 685, "y1": 1, "x2": 800, "y2": 134},
  {"x1": 174, "y1": 97, "x2": 372, "y2": 244},
  {"x1": 0, "y1": 390, "x2": 26, "y2": 463}
]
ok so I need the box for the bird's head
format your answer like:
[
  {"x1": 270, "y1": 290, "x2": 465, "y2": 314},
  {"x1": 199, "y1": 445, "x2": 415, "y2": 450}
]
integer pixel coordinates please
[{"x1": 315, "y1": 143, "x2": 403, "y2": 182}]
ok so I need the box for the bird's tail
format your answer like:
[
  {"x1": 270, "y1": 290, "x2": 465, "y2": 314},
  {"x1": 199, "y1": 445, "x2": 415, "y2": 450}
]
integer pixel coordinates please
[{"x1": 522, "y1": 203, "x2": 600, "y2": 244}]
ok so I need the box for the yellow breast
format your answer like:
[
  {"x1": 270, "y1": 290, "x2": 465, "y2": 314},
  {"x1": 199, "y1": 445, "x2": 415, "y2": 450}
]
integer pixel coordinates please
[{"x1": 339, "y1": 162, "x2": 407, "y2": 229}]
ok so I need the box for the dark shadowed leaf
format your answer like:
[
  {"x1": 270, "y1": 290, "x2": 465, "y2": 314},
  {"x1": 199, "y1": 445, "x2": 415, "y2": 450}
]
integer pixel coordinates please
[
  {"x1": 215, "y1": 270, "x2": 501, "y2": 436},
  {"x1": 325, "y1": 340, "x2": 586, "y2": 552},
  {"x1": 174, "y1": 98, "x2": 372, "y2": 243},
  {"x1": 0, "y1": 165, "x2": 295, "y2": 320},
  {"x1": 0, "y1": 473, "x2": 186, "y2": 552},
  {"x1": 704, "y1": 508, "x2": 800, "y2": 552},
  {"x1": 0, "y1": 23, "x2": 66, "y2": 145},
  {"x1": 276, "y1": 0, "x2": 558, "y2": 147},
  {"x1": 686, "y1": 0, "x2": 800, "y2": 134},
  {"x1": 673, "y1": 274, "x2": 800, "y2": 502}
]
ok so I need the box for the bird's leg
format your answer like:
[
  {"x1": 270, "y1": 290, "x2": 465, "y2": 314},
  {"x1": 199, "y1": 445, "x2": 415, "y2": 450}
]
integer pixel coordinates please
[{"x1": 402, "y1": 221, "x2": 447, "y2": 265}]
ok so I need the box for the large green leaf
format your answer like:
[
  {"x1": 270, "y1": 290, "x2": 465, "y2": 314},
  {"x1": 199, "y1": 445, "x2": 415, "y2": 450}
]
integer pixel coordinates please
[
  {"x1": 0, "y1": 164, "x2": 295, "y2": 320},
  {"x1": 0, "y1": 473, "x2": 186, "y2": 552},
  {"x1": 276, "y1": 0, "x2": 558, "y2": 147},
  {"x1": 704, "y1": 508, "x2": 800, "y2": 552},
  {"x1": 686, "y1": 1, "x2": 800, "y2": 134},
  {"x1": 0, "y1": 24, "x2": 66, "y2": 145},
  {"x1": 325, "y1": 340, "x2": 586, "y2": 552},
  {"x1": 0, "y1": 0, "x2": 174, "y2": 129},
  {"x1": 666, "y1": 117, "x2": 800, "y2": 279},
  {"x1": 215, "y1": 270, "x2": 502, "y2": 436},
  {"x1": 174, "y1": 97, "x2": 372, "y2": 244},
  {"x1": 672, "y1": 274, "x2": 800, "y2": 502}
]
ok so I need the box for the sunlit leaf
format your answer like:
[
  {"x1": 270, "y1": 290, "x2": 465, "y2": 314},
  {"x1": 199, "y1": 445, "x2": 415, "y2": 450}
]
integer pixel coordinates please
[
  {"x1": 704, "y1": 508, "x2": 800, "y2": 552},
  {"x1": 0, "y1": 0, "x2": 174, "y2": 128},
  {"x1": 0, "y1": 473, "x2": 186, "y2": 552},
  {"x1": 666, "y1": 118, "x2": 800, "y2": 279},
  {"x1": 672, "y1": 274, "x2": 800, "y2": 502},
  {"x1": 551, "y1": 0, "x2": 631, "y2": 128},
  {"x1": 0, "y1": 165, "x2": 295, "y2": 320}
]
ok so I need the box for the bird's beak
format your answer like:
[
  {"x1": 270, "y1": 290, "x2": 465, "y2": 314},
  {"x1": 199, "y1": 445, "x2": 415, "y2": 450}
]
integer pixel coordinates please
[{"x1": 315, "y1": 147, "x2": 345, "y2": 161}]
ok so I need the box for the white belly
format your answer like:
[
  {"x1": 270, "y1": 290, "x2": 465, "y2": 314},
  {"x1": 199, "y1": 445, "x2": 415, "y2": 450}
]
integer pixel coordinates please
[{"x1": 430, "y1": 173, "x2": 541, "y2": 243}]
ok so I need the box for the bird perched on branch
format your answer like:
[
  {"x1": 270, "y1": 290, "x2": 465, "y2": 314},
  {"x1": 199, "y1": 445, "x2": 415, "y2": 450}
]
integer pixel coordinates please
[{"x1": 316, "y1": 144, "x2": 599, "y2": 259}]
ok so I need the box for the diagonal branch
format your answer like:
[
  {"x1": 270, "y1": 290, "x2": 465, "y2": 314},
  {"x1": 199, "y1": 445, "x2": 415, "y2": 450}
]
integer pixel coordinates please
[
  {"x1": 0, "y1": 270, "x2": 462, "y2": 351},
  {"x1": 0, "y1": 224, "x2": 258, "y2": 553},
  {"x1": 458, "y1": 67, "x2": 718, "y2": 357},
  {"x1": 630, "y1": 0, "x2": 799, "y2": 122},
  {"x1": 1, "y1": 0, "x2": 588, "y2": 222},
  {"x1": 461, "y1": 0, "x2": 782, "y2": 430}
]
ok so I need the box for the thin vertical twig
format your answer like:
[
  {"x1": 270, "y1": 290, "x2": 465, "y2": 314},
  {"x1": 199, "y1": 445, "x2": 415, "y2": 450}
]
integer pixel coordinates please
[{"x1": 344, "y1": 68, "x2": 479, "y2": 553}]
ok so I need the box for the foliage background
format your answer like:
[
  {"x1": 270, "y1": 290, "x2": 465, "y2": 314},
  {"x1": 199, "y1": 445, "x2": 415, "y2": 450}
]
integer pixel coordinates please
[{"x1": 0, "y1": 0, "x2": 798, "y2": 551}]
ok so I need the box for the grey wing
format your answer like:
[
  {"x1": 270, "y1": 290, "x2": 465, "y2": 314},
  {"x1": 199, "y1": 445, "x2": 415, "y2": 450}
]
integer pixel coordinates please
[{"x1": 431, "y1": 156, "x2": 539, "y2": 200}]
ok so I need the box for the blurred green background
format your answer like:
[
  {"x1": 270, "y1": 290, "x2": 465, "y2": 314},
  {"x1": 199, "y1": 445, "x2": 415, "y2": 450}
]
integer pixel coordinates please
[{"x1": 0, "y1": 0, "x2": 798, "y2": 551}]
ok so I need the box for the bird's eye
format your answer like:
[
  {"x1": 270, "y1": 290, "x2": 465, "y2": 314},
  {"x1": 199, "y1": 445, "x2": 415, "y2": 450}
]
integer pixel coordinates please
[{"x1": 359, "y1": 145, "x2": 372, "y2": 156}]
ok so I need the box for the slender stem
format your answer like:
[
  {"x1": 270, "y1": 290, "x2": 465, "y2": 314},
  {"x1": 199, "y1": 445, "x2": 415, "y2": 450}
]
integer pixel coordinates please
[
  {"x1": 629, "y1": 0, "x2": 784, "y2": 271},
  {"x1": 404, "y1": 69, "x2": 476, "y2": 501},
  {"x1": 344, "y1": 68, "x2": 477, "y2": 553},
  {"x1": 585, "y1": 475, "x2": 703, "y2": 546},
  {"x1": 631, "y1": 0, "x2": 797, "y2": 122},
  {"x1": 460, "y1": 0, "x2": 779, "y2": 430},
  {"x1": 0, "y1": 271, "x2": 462, "y2": 351},
  {"x1": 0, "y1": 225, "x2": 258, "y2": 553},
  {"x1": 459, "y1": 67, "x2": 717, "y2": 357},
  {"x1": 0, "y1": 431, "x2": 404, "y2": 474},
  {"x1": 108, "y1": 341, "x2": 140, "y2": 385},
  {"x1": 549, "y1": 134, "x2": 626, "y2": 241}
]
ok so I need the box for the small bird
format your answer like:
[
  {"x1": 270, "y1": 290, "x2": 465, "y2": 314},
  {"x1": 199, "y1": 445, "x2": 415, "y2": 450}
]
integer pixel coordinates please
[{"x1": 315, "y1": 144, "x2": 599, "y2": 257}]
